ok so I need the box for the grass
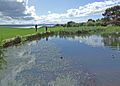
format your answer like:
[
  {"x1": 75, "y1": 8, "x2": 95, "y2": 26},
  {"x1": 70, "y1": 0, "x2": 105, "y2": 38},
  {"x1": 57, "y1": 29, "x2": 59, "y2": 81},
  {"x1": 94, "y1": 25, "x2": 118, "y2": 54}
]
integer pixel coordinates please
[
  {"x1": 0, "y1": 26, "x2": 63, "y2": 42},
  {"x1": 61, "y1": 26, "x2": 120, "y2": 34},
  {"x1": 0, "y1": 26, "x2": 120, "y2": 42},
  {"x1": 100, "y1": 26, "x2": 120, "y2": 34}
]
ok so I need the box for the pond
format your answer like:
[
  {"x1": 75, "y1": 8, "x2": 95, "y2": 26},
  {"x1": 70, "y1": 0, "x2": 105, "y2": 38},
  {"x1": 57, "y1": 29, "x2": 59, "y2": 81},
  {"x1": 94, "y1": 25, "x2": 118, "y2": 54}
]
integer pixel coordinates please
[{"x1": 0, "y1": 34, "x2": 120, "y2": 86}]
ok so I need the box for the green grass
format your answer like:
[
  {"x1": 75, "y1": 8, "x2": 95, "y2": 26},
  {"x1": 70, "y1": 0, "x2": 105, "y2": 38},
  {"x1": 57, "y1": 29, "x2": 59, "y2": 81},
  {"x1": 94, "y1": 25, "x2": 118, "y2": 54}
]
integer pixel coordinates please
[
  {"x1": 0, "y1": 27, "x2": 63, "y2": 42},
  {"x1": 100, "y1": 26, "x2": 120, "y2": 34},
  {"x1": 62, "y1": 26, "x2": 120, "y2": 34},
  {"x1": 0, "y1": 26, "x2": 120, "y2": 42}
]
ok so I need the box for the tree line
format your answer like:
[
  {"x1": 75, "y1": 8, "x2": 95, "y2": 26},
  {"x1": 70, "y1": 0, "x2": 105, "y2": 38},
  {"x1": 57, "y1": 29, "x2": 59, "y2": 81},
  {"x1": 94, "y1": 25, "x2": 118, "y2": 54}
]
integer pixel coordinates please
[{"x1": 55, "y1": 5, "x2": 120, "y2": 27}]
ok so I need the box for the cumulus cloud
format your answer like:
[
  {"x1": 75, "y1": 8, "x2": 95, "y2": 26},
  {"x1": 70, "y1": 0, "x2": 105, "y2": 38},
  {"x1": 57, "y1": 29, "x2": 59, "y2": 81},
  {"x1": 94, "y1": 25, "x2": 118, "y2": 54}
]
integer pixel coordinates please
[
  {"x1": 38, "y1": 0, "x2": 120, "y2": 24},
  {"x1": 0, "y1": 0, "x2": 37, "y2": 22},
  {"x1": 0, "y1": 0, "x2": 120, "y2": 24},
  {"x1": 68, "y1": 35, "x2": 104, "y2": 47},
  {"x1": 48, "y1": 11, "x2": 52, "y2": 14},
  {"x1": 67, "y1": 0, "x2": 120, "y2": 17}
]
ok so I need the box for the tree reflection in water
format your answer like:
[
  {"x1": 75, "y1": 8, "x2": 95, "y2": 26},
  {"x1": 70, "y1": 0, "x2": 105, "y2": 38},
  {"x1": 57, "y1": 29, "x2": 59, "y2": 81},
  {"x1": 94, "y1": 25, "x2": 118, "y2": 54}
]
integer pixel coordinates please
[
  {"x1": 103, "y1": 34, "x2": 120, "y2": 51},
  {"x1": 58, "y1": 33, "x2": 120, "y2": 51}
]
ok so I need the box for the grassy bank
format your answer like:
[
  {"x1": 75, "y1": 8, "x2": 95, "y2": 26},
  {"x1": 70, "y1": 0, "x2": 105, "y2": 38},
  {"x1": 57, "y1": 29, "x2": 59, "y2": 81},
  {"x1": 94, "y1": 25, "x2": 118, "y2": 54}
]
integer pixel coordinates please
[
  {"x1": 62, "y1": 26, "x2": 120, "y2": 34},
  {"x1": 0, "y1": 27, "x2": 63, "y2": 42},
  {"x1": 0, "y1": 26, "x2": 120, "y2": 44}
]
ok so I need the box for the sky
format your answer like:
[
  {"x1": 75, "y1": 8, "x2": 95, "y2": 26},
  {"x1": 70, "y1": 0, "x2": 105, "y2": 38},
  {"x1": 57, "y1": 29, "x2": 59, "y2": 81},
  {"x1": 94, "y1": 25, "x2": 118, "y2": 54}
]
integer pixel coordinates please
[{"x1": 0, "y1": 0, "x2": 120, "y2": 24}]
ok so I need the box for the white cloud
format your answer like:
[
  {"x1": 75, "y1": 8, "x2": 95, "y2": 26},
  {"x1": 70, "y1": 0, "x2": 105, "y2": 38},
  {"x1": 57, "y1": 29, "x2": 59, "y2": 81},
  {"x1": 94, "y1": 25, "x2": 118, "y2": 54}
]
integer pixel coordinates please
[
  {"x1": 48, "y1": 11, "x2": 52, "y2": 14},
  {"x1": 68, "y1": 35, "x2": 104, "y2": 47},
  {"x1": 0, "y1": 0, "x2": 38, "y2": 24},
  {"x1": 0, "y1": 0, "x2": 120, "y2": 24},
  {"x1": 38, "y1": 0, "x2": 120, "y2": 24}
]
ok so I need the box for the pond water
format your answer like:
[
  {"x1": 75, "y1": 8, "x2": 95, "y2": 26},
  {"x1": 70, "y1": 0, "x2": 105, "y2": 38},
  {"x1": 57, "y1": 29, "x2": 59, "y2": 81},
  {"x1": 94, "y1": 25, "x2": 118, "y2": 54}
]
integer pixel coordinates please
[{"x1": 0, "y1": 34, "x2": 120, "y2": 86}]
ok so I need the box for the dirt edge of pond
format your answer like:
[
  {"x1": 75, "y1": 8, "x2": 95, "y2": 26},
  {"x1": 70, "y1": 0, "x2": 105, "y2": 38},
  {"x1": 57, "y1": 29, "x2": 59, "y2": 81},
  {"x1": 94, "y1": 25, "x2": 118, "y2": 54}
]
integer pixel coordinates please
[{"x1": 2, "y1": 31, "x2": 56, "y2": 48}]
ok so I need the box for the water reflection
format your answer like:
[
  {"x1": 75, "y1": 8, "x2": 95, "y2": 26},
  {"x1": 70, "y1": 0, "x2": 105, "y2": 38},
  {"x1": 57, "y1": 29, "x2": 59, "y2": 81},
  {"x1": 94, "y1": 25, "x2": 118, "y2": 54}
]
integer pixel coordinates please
[
  {"x1": 58, "y1": 34, "x2": 120, "y2": 50},
  {"x1": 67, "y1": 35, "x2": 104, "y2": 47},
  {"x1": 0, "y1": 34, "x2": 119, "y2": 86},
  {"x1": 50, "y1": 34, "x2": 120, "y2": 86},
  {"x1": 46, "y1": 37, "x2": 49, "y2": 41},
  {"x1": 103, "y1": 35, "x2": 120, "y2": 51},
  {"x1": 0, "y1": 46, "x2": 7, "y2": 70},
  {"x1": 0, "y1": 41, "x2": 97, "y2": 86}
]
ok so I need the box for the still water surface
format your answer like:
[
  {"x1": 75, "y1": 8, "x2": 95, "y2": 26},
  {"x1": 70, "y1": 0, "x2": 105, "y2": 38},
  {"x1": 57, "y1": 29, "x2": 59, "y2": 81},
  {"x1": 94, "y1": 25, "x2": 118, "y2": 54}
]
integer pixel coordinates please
[{"x1": 0, "y1": 35, "x2": 120, "y2": 86}]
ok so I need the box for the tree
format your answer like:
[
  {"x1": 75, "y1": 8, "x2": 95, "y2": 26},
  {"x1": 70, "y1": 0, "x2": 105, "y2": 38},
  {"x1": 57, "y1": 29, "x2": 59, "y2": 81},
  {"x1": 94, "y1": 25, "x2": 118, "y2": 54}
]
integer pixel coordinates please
[
  {"x1": 102, "y1": 5, "x2": 120, "y2": 26},
  {"x1": 87, "y1": 19, "x2": 95, "y2": 22},
  {"x1": 79, "y1": 22, "x2": 86, "y2": 26},
  {"x1": 67, "y1": 21, "x2": 76, "y2": 27},
  {"x1": 86, "y1": 22, "x2": 95, "y2": 26},
  {"x1": 86, "y1": 19, "x2": 95, "y2": 26}
]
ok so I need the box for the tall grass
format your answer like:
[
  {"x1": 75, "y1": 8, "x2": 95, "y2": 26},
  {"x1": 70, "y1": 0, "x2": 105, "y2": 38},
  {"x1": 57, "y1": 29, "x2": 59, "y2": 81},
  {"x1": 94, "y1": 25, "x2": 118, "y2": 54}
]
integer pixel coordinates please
[{"x1": 62, "y1": 26, "x2": 120, "y2": 34}]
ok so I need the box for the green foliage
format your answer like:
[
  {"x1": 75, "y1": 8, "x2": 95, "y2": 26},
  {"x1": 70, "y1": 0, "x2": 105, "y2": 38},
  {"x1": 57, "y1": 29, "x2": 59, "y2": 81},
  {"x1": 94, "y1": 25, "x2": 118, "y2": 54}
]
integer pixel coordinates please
[
  {"x1": 86, "y1": 22, "x2": 95, "y2": 26},
  {"x1": 87, "y1": 19, "x2": 95, "y2": 22},
  {"x1": 67, "y1": 21, "x2": 76, "y2": 27},
  {"x1": 61, "y1": 26, "x2": 120, "y2": 35},
  {"x1": 79, "y1": 22, "x2": 86, "y2": 26},
  {"x1": 102, "y1": 5, "x2": 120, "y2": 26}
]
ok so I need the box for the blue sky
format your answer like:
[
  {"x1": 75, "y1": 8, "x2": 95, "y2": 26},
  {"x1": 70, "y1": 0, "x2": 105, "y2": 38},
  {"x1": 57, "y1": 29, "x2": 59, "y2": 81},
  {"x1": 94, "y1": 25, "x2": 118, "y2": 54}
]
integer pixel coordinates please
[
  {"x1": 29, "y1": 0, "x2": 104, "y2": 15},
  {"x1": 29, "y1": 0, "x2": 103, "y2": 15},
  {"x1": 0, "y1": 0, "x2": 119, "y2": 24}
]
